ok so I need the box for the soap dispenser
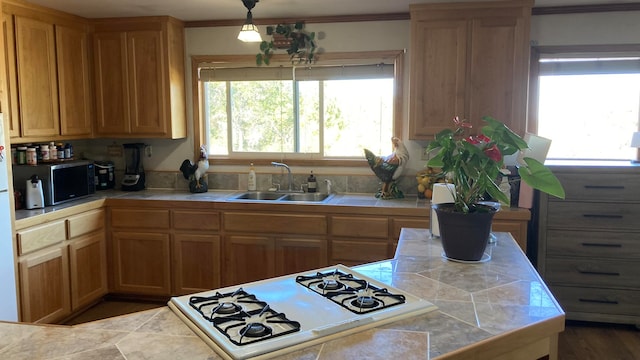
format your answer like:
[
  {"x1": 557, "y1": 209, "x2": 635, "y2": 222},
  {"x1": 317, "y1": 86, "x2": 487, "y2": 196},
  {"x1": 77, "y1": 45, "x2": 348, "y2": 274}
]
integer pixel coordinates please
[
  {"x1": 307, "y1": 171, "x2": 317, "y2": 193},
  {"x1": 248, "y1": 163, "x2": 257, "y2": 191}
]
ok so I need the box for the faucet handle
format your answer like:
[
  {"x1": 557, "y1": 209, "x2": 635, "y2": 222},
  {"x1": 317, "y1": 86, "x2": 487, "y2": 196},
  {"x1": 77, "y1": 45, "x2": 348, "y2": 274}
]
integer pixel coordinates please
[{"x1": 324, "y1": 179, "x2": 333, "y2": 194}]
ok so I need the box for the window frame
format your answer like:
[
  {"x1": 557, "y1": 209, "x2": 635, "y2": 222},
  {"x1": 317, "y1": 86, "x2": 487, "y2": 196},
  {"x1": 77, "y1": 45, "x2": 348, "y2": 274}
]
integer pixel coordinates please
[
  {"x1": 191, "y1": 50, "x2": 405, "y2": 167},
  {"x1": 528, "y1": 44, "x2": 640, "y2": 134}
]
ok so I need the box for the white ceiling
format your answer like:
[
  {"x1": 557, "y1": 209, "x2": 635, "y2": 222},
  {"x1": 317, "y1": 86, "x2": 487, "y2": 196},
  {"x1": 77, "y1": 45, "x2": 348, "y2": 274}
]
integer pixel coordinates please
[{"x1": 23, "y1": 0, "x2": 640, "y2": 22}]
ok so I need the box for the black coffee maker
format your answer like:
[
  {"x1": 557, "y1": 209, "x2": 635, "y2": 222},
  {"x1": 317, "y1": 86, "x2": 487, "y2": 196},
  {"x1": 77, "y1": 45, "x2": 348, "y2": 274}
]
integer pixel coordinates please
[{"x1": 121, "y1": 143, "x2": 146, "y2": 191}]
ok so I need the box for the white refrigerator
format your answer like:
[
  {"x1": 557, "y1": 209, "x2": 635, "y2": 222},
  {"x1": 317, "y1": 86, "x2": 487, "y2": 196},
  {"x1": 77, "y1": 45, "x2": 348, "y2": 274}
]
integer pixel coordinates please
[{"x1": 0, "y1": 113, "x2": 19, "y2": 321}]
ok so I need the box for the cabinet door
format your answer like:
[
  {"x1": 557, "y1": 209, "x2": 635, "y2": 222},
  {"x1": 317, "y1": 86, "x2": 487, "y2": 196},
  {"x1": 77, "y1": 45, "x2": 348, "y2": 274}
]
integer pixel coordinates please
[
  {"x1": 409, "y1": 19, "x2": 467, "y2": 138},
  {"x1": 127, "y1": 30, "x2": 167, "y2": 136},
  {"x1": 56, "y1": 24, "x2": 92, "y2": 137},
  {"x1": 1, "y1": 14, "x2": 19, "y2": 137},
  {"x1": 112, "y1": 231, "x2": 171, "y2": 295},
  {"x1": 69, "y1": 231, "x2": 107, "y2": 310},
  {"x1": 14, "y1": 16, "x2": 59, "y2": 137},
  {"x1": 93, "y1": 31, "x2": 129, "y2": 135},
  {"x1": 224, "y1": 235, "x2": 275, "y2": 286},
  {"x1": 330, "y1": 239, "x2": 390, "y2": 267},
  {"x1": 173, "y1": 234, "x2": 221, "y2": 295},
  {"x1": 19, "y1": 245, "x2": 71, "y2": 323},
  {"x1": 275, "y1": 237, "x2": 327, "y2": 276},
  {"x1": 468, "y1": 15, "x2": 528, "y2": 135},
  {"x1": 492, "y1": 220, "x2": 527, "y2": 252}
]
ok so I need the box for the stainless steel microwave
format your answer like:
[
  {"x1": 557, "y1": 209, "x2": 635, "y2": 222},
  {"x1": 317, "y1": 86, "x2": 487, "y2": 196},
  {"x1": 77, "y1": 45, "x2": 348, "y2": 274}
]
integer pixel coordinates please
[{"x1": 13, "y1": 160, "x2": 95, "y2": 206}]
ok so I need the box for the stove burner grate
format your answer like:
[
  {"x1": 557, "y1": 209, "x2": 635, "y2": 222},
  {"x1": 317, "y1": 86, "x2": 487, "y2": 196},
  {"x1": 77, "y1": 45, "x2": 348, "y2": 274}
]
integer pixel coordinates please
[
  {"x1": 188, "y1": 288, "x2": 267, "y2": 320},
  {"x1": 296, "y1": 269, "x2": 407, "y2": 314},
  {"x1": 213, "y1": 305, "x2": 301, "y2": 346}
]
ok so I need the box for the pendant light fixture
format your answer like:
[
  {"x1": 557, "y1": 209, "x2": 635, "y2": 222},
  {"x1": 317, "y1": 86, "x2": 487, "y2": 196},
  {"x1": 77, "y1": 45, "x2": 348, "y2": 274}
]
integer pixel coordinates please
[{"x1": 238, "y1": 0, "x2": 262, "y2": 42}]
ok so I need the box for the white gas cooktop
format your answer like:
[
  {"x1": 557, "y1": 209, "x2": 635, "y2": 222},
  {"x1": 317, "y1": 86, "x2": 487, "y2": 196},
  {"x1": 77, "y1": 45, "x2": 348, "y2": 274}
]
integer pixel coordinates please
[{"x1": 168, "y1": 264, "x2": 437, "y2": 360}]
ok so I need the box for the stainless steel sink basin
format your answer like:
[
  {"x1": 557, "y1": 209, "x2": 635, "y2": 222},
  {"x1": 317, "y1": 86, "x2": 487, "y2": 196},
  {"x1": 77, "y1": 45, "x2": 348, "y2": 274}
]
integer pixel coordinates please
[
  {"x1": 228, "y1": 192, "x2": 334, "y2": 203},
  {"x1": 280, "y1": 193, "x2": 333, "y2": 202},
  {"x1": 229, "y1": 192, "x2": 286, "y2": 201}
]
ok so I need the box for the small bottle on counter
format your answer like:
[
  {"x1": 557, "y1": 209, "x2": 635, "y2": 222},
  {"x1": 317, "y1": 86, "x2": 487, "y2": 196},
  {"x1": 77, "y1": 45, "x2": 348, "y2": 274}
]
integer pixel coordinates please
[
  {"x1": 307, "y1": 171, "x2": 317, "y2": 193},
  {"x1": 248, "y1": 163, "x2": 257, "y2": 191},
  {"x1": 40, "y1": 144, "x2": 49, "y2": 161},
  {"x1": 64, "y1": 143, "x2": 72, "y2": 159},
  {"x1": 17, "y1": 146, "x2": 27, "y2": 165},
  {"x1": 57, "y1": 143, "x2": 65, "y2": 160},
  {"x1": 49, "y1": 142, "x2": 57, "y2": 160},
  {"x1": 26, "y1": 147, "x2": 37, "y2": 165}
]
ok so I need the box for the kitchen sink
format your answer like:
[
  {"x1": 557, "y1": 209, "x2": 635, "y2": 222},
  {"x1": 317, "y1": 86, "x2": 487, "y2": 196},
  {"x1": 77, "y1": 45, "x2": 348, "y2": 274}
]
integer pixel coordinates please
[
  {"x1": 280, "y1": 193, "x2": 333, "y2": 202},
  {"x1": 229, "y1": 191, "x2": 286, "y2": 201},
  {"x1": 227, "y1": 192, "x2": 334, "y2": 203}
]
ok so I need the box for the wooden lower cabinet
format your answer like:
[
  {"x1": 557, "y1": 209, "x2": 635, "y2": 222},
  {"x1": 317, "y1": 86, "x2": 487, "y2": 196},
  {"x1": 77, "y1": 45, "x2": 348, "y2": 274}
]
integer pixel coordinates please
[
  {"x1": 111, "y1": 231, "x2": 171, "y2": 296},
  {"x1": 173, "y1": 234, "x2": 221, "y2": 295},
  {"x1": 330, "y1": 239, "x2": 389, "y2": 267},
  {"x1": 223, "y1": 235, "x2": 328, "y2": 286},
  {"x1": 223, "y1": 235, "x2": 275, "y2": 286},
  {"x1": 275, "y1": 237, "x2": 327, "y2": 276},
  {"x1": 69, "y1": 231, "x2": 107, "y2": 310},
  {"x1": 19, "y1": 245, "x2": 71, "y2": 323}
]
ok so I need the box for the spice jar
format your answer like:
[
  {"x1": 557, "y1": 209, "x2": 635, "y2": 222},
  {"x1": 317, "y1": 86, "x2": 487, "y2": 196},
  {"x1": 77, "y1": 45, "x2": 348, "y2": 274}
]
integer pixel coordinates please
[
  {"x1": 57, "y1": 143, "x2": 65, "y2": 160},
  {"x1": 49, "y1": 143, "x2": 57, "y2": 160},
  {"x1": 17, "y1": 146, "x2": 27, "y2": 165},
  {"x1": 26, "y1": 147, "x2": 37, "y2": 165},
  {"x1": 40, "y1": 144, "x2": 50, "y2": 161}
]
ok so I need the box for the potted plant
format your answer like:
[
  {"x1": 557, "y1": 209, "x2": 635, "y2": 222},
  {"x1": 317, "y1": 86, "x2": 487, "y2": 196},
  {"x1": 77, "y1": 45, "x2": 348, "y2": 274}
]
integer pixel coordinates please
[
  {"x1": 256, "y1": 22, "x2": 318, "y2": 66},
  {"x1": 426, "y1": 116, "x2": 565, "y2": 261}
]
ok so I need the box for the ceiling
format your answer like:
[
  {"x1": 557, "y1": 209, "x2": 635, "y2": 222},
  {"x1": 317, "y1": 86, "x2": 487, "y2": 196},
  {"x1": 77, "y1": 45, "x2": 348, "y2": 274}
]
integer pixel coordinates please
[{"x1": 22, "y1": 0, "x2": 640, "y2": 22}]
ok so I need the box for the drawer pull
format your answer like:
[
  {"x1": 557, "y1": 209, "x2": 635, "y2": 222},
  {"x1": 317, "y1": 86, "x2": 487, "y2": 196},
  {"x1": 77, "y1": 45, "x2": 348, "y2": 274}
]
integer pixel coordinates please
[
  {"x1": 582, "y1": 214, "x2": 624, "y2": 219},
  {"x1": 584, "y1": 185, "x2": 625, "y2": 190},
  {"x1": 581, "y1": 243, "x2": 622, "y2": 248},
  {"x1": 578, "y1": 298, "x2": 619, "y2": 305},
  {"x1": 577, "y1": 269, "x2": 620, "y2": 276}
]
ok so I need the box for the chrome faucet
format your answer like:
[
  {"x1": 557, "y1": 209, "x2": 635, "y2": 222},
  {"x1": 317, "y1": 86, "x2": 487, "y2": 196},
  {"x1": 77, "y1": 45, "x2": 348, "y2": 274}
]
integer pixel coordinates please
[{"x1": 271, "y1": 161, "x2": 294, "y2": 192}]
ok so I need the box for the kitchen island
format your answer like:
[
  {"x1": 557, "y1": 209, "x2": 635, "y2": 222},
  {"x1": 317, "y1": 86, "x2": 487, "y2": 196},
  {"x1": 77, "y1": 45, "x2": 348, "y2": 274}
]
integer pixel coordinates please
[{"x1": 0, "y1": 228, "x2": 564, "y2": 359}]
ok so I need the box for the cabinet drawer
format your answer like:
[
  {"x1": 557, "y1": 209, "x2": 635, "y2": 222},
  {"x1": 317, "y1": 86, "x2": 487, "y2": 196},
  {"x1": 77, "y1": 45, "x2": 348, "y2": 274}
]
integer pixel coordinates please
[
  {"x1": 224, "y1": 212, "x2": 327, "y2": 235},
  {"x1": 550, "y1": 285, "x2": 640, "y2": 317},
  {"x1": 17, "y1": 220, "x2": 66, "y2": 255},
  {"x1": 173, "y1": 210, "x2": 219, "y2": 231},
  {"x1": 552, "y1": 173, "x2": 640, "y2": 201},
  {"x1": 546, "y1": 258, "x2": 640, "y2": 288},
  {"x1": 331, "y1": 216, "x2": 388, "y2": 238},
  {"x1": 331, "y1": 239, "x2": 389, "y2": 264},
  {"x1": 67, "y1": 209, "x2": 105, "y2": 238},
  {"x1": 391, "y1": 218, "x2": 428, "y2": 241},
  {"x1": 546, "y1": 202, "x2": 640, "y2": 230},
  {"x1": 546, "y1": 230, "x2": 640, "y2": 258},
  {"x1": 110, "y1": 208, "x2": 170, "y2": 229}
]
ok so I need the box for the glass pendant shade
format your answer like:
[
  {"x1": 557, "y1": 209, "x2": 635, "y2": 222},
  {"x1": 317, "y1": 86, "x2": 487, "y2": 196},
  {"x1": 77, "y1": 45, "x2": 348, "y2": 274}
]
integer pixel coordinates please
[{"x1": 238, "y1": 23, "x2": 262, "y2": 42}]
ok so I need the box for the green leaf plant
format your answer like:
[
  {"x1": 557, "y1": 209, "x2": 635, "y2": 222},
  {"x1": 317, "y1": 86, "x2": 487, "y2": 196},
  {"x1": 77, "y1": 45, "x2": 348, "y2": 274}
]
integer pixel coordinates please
[
  {"x1": 427, "y1": 116, "x2": 565, "y2": 214},
  {"x1": 256, "y1": 22, "x2": 318, "y2": 66}
]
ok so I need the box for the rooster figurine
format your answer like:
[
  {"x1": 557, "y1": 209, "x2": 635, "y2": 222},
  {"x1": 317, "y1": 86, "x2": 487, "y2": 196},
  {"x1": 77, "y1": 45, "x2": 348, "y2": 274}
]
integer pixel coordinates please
[
  {"x1": 364, "y1": 137, "x2": 409, "y2": 199},
  {"x1": 179, "y1": 145, "x2": 209, "y2": 193}
]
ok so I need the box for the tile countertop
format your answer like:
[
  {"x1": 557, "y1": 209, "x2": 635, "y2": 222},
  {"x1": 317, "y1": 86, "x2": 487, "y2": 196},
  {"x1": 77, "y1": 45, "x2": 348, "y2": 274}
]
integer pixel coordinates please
[
  {"x1": 14, "y1": 188, "x2": 531, "y2": 222},
  {"x1": 0, "y1": 229, "x2": 565, "y2": 360}
]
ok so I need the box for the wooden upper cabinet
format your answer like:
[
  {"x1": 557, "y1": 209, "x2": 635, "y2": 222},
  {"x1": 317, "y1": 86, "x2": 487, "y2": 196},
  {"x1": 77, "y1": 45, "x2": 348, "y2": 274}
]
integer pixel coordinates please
[
  {"x1": 409, "y1": 1, "x2": 533, "y2": 139},
  {"x1": 127, "y1": 30, "x2": 166, "y2": 135},
  {"x1": 14, "y1": 15, "x2": 59, "y2": 138},
  {"x1": 93, "y1": 31, "x2": 129, "y2": 134},
  {"x1": 55, "y1": 24, "x2": 92, "y2": 137},
  {"x1": 3, "y1": 0, "x2": 93, "y2": 142},
  {"x1": 93, "y1": 17, "x2": 187, "y2": 139},
  {"x1": 1, "y1": 12, "x2": 20, "y2": 137}
]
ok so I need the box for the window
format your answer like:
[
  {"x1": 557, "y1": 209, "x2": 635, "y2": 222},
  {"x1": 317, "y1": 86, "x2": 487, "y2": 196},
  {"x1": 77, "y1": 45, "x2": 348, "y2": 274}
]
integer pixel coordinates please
[
  {"x1": 194, "y1": 52, "x2": 404, "y2": 162},
  {"x1": 534, "y1": 47, "x2": 640, "y2": 160}
]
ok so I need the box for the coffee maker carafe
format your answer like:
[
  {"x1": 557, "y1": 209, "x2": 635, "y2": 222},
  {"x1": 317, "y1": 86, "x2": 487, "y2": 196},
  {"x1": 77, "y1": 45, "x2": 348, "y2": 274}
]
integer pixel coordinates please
[{"x1": 121, "y1": 143, "x2": 146, "y2": 191}]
